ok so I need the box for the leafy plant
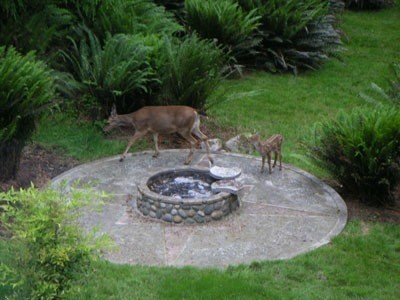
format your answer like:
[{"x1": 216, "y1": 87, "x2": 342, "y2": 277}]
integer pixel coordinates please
[
  {"x1": 0, "y1": 0, "x2": 74, "y2": 56},
  {"x1": 0, "y1": 46, "x2": 56, "y2": 181},
  {"x1": 237, "y1": 0, "x2": 343, "y2": 73},
  {"x1": 309, "y1": 106, "x2": 400, "y2": 206},
  {"x1": 0, "y1": 185, "x2": 110, "y2": 299},
  {"x1": 61, "y1": 28, "x2": 157, "y2": 118},
  {"x1": 157, "y1": 34, "x2": 226, "y2": 109},
  {"x1": 344, "y1": 0, "x2": 394, "y2": 10},
  {"x1": 185, "y1": 0, "x2": 261, "y2": 61}
]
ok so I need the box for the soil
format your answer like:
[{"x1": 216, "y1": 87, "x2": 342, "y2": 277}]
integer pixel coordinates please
[{"x1": 1, "y1": 122, "x2": 399, "y2": 225}]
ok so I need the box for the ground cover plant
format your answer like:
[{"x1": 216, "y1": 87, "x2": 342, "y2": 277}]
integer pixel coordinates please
[{"x1": 1, "y1": 1, "x2": 400, "y2": 299}]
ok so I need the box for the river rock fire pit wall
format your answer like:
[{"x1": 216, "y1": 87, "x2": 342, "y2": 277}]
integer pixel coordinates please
[{"x1": 136, "y1": 168, "x2": 240, "y2": 224}]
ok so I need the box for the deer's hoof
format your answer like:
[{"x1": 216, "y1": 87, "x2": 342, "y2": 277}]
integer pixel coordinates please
[{"x1": 119, "y1": 157, "x2": 125, "y2": 162}]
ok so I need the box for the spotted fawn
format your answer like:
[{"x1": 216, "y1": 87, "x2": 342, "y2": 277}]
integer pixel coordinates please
[{"x1": 249, "y1": 133, "x2": 283, "y2": 174}]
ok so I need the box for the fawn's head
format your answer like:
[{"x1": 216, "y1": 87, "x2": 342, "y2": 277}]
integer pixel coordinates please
[{"x1": 248, "y1": 134, "x2": 260, "y2": 148}]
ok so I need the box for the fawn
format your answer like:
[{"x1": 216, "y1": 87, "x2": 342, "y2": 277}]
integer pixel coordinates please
[
  {"x1": 249, "y1": 133, "x2": 283, "y2": 174},
  {"x1": 104, "y1": 105, "x2": 213, "y2": 165}
]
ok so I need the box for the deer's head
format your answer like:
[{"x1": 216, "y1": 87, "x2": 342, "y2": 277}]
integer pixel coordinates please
[{"x1": 103, "y1": 104, "x2": 121, "y2": 133}]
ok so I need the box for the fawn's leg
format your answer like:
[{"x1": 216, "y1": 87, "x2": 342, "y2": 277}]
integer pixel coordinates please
[
  {"x1": 267, "y1": 153, "x2": 272, "y2": 174},
  {"x1": 278, "y1": 150, "x2": 282, "y2": 171},
  {"x1": 261, "y1": 155, "x2": 265, "y2": 173},
  {"x1": 273, "y1": 151, "x2": 278, "y2": 168}
]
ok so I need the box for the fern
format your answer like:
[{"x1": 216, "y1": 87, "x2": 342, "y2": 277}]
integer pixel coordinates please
[{"x1": 0, "y1": 46, "x2": 56, "y2": 180}]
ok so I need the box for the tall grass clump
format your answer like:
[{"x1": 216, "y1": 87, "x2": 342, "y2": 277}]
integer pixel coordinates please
[
  {"x1": 310, "y1": 105, "x2": 400, "y2": 206},
  {"x1": 0, "y1": 186, "x2": 110, "y2": 299},
  {"x1": 185, "y1": 0, "x2": 261, "y2": 62},
  {"x1": 61, "y1": 28, "x2": 156, "y2": 118},
  {"x1": 158, "y1": 35, "x2": 226, "y2": 109},
  {"x1": 0, "y1": 46, "x2": 56, "y2": 181}
]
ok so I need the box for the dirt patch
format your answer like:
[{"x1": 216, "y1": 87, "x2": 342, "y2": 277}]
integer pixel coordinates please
[{"x1": 1, "y1": 131, "x2": 399, "y2": 225}]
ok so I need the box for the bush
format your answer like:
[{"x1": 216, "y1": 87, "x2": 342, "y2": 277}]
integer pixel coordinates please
[
  {"x1": 344, "y1": 0, "x2": 394, "y2": 10},
  {"x1": 310, "y1": 106, "x2": 400, "y2": 206},
  {"x1": 157, "y1": 34, "x2": 226, "y2": 109},
  {"x1": 0, "y1": 0, "x2": 74, "y2": 56},
  {"x1": 0, "y1": 186, "x2": 110, "y2": 299},
  {"x1": 0, "y1": 46, "x2": 56, "y2": 182},
  {"x1": 65, "y1": 0, "x2": 181, "y2": 41},
  {"x1": 238, "y1": 0, "x2": 343, "y2": 73},
  {"x1": 61, "y1": 29, "x2": 157, "y2": 118},
  {"x1": 185, "y1": 0, "x2": 261, "y2": 62}
]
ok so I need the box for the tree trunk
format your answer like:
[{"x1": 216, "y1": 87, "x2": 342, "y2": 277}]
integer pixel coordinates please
[{"x1": 0, "y1": 139, "x2": 25, "y2": 182}]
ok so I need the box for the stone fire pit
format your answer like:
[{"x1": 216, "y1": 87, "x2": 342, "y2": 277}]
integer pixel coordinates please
[{"x1": 136, "y1": 168, "x2": 240, "y2": 224}]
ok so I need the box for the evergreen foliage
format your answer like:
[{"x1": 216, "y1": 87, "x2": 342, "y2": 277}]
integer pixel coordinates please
[{"x1": 0, "y1": 46, "x2": 56, "y2": 181}]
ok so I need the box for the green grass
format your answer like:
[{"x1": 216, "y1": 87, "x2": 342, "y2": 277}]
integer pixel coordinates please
[
  {"x1": 33, "y1": 113, "x2": 151, "y2": 162},
  {"x1": 52, "y1": 221, "x2": 397, "y2": 299},
  {"x1": 207, "y1": 4, "x2": 400, "y2": 176}
]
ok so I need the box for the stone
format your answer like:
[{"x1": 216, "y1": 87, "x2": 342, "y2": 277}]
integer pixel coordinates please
[
  {"x1": 211, "y1": 210, "x2": 223, "y2": 220},
  {"x1": 162, "y1": 214, "x2": 173, "y2": 222},
  {"x1": 173, "y1": 215, "x2": 183, "y2": 223},
  {"x1": 178, "y1": 209, "x2": 187, "y2": 218},
  {"x1": 211, "y1": 180, "x2": 243, "y2": 195},
  {"x1": 204, "y1": 204, "x2": 214, "y2": 215},
  {"x1": 187, "y1": 209, "x2": 196, "y2": 217},
  {"x1": 224, "y1": 133, "x2": 253, "y2": 153},
  {"x1": 210, "y1": 166, "x2": 241, "y2": 180}
]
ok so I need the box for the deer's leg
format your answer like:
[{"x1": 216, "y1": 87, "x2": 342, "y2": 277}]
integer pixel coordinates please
[
  {"x1": 152, "y1": 133, "x2": 160, "y2": 158},
  {"x1": 278, "y1": 149, "x2": 282, "y2": 171},
  {"x1": 267, "y1": 153, "x2": 272, "y2": 174},
  {"x1": 120, "y1": 131, "x2": 146, "y2": 162},
  {"x1": 179, "y1": 130, "x2": 197, "y2": 165},
  {"x1": 191, "y1": 125, "x2": 214, "y2": 164}
]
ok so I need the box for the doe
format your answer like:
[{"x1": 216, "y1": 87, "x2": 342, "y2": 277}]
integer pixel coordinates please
[{"x1": 104, "y1": 105, "x2": 213, "y2": 165}]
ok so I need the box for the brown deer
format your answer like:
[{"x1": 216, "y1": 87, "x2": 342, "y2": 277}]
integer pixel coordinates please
[
  {"x1": 249, "y1": 133, "x2": 283, "y2": 174},
  {"x1": 104, "y1": 105, "x2": 213, "y2": 165}
]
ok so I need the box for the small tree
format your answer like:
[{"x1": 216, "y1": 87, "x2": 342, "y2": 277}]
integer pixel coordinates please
[
  {"x1": 0, "y1": 185, "x2": 110, "y2": 299},
  {"x1": 0, "y1": 46, "x2": 56, "y2": 182}
]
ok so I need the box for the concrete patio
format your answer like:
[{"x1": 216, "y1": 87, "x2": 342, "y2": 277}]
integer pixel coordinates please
[{"x1": 51, "y1": 149, "x2": 347, "y2": 268}]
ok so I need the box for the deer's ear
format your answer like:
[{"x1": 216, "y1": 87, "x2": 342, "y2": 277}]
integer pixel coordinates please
[{"x1": 111, "y1": 104, "x2": 117, "y2": 117}]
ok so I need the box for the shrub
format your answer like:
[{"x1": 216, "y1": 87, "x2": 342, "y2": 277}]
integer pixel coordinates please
[
  {"x1": 185, "y1": 0, "x2": 261, "y2": 62},
  {"x1": 65, "y1": 0, "x2": 182, "y2": 41},
  {"x1": 0, "y1": 186, "x2": 110, "y2": 299},
  {"x1": 157, "y1": 34, "x2": 226, "y2": 109},
  {"x1": 344, "y1": 0, "x2": 394, "y2": 10},
  {"x1": 61, "y1": 28, "x2": 157, "y2": 118},
  {"x1": 0, "y1": 46, "x2": 56, "y2": 182},
  {"x1": 310, "y1": 106, "x2": 400, "y2": 206},
  {"x1": 238, "y1": 0, "x2": 343, "y2": 73}
]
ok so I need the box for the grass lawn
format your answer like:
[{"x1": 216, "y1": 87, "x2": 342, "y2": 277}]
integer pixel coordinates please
[{"x1": 1, "y1": 2, "x2": 400, "y2": 299}]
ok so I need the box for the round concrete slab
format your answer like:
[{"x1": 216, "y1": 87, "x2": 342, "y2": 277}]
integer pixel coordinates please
[{"x1": 51, "y1": 150, "x2": 347, "y2": 268}]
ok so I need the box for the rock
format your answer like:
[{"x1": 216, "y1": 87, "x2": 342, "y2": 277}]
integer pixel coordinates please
[
  {"x1": 210, "y1": 166, "x2": 241, "y2": 180},
  {"x1": 211, "y1": 180, "x2": 243, "y2": 195},
  {"x1": 211, "y1": 210, "x2": 223, "y2": 220},
  {"x1": 224, "y1": 134, "x2": 253, "y2": 153}
]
